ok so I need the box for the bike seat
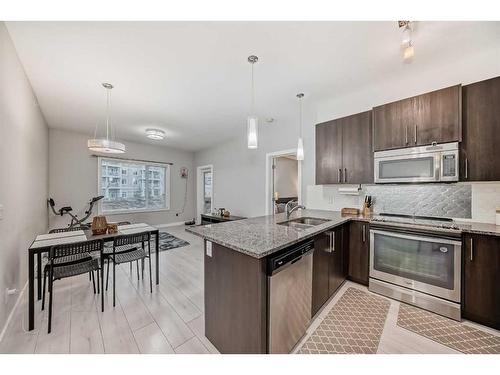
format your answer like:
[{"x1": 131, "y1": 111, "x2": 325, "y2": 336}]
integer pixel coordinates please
[{"x1": 58, "y1": 206, "x2": 73, "y2": 215}]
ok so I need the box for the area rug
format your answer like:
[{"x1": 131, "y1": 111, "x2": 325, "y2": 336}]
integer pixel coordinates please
[
  {"x1": 153, "y1": 232, "x2": 190, "y2": 252},
  {"x1": 298, "y1": 287, "x2": 390, "y2": 354},
  {"x1": 397, "y1": 303, "x2": 500, "y2": 354}
]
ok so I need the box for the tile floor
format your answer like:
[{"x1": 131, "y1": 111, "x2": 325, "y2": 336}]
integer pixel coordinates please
[{"x1": 1, "y1": 225, "x2": 499, "y2": 354}]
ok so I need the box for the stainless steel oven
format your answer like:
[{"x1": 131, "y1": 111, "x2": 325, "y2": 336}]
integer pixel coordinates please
[
  {"x1": 369, "y1": 228, "x2": 462, "y2": 320},
  {"x1": 374, "y1": 142, "x2": 459, "y2": 183}
]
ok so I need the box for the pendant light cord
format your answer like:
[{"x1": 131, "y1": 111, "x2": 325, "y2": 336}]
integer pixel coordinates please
[
  {"x1": 250, "y1": 62, "x2": 255, "y2": 114},
  {"x1": 299, "y1": 95, "x2": 302, "y2": 136},
  {"x1": 106, "y1": 87, "x2": 110, "y2": 141}
]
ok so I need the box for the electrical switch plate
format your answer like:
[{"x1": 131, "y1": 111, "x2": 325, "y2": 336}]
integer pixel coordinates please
[{"x1": 206, "y1": 241, "x2": 212, "y2": 257}]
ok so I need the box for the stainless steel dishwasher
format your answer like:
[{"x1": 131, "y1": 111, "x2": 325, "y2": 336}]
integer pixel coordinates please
[{"x1": 268, "y1": 240, "x2": 314, "y2": 353}]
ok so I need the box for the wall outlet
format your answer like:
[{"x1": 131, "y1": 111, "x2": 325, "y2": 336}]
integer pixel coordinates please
[{"x1": 206, "y1": 241, "x2": 212, "y2": 257}]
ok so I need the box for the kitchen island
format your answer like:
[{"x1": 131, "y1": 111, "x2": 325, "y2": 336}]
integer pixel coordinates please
[{"x1": 187, "y1": 209, "x2": 500, "y2": 353}]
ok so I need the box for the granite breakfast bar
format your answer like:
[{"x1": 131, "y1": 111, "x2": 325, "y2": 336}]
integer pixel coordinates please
[{"x1": 186, "y1": 209, "x2": 500, "y2": 353}]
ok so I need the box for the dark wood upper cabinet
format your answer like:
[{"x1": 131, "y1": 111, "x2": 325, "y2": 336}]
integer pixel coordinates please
[
  {"x1": 462, "y1": 233, "x2": 500, "y2": 330},
  {"x1": 347, "y1": 221, "x2": 369, "y2": 285},
  {"x1": 315, "y1": 111, "x2": 373, "y2": 184},
  {"x1": 460, "y1": 76, "x2": 500, "y2": 181},
  {"x1": 315, "y1": 120, "x2": 342, "y2": 184},
  {"x1": 373, "y1": 85, "x2": 461, "y2": 151},
  {"x1": 342, "y1": 111, "x2": 373, "y2": 184}
]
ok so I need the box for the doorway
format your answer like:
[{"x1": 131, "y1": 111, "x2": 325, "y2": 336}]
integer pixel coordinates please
[
  {"x1": 196, "y1": 165, "x2": 213, "y2": 224},
  {"x1": 265, "y1": 149, "x2": 302, "y2": 215}
]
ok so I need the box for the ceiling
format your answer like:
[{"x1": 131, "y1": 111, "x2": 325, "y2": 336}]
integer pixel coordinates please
[{"x1": 6, "y1": 21, "x2": 499, "y2": 151}]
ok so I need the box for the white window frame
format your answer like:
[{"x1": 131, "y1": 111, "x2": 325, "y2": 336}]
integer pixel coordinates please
[{"x1": 98, "y1": 156, "x2": 171, "y2": 215}]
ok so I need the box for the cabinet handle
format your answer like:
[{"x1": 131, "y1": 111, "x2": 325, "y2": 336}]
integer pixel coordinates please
[
  {"x1": 362, "y1": 225, "x2": 366, "y2": 243},
  {"x1": 470, "y1": 237, "x2": 473, "y2": 262},
  {"x1": 344, "y1": 168, "x2": 347, "y2": 183},
  {"x1": 465, "y1": 158, "x2": 468, "y2": 179},
  {"x1": 338, "y1": 168, "x2": 342, "y2": 183},
  {"x1": 405, "y1": 125, "x2": 408, "y2": 145},
  {"x1": 325, "y1": 232, "x2": 332, "y2": 253},
  {"x1": 331, "y1": 231, "x2": 335, "y2": 252},
  {"x1": 414, "y1": 124, "x2": 417, "y2": 144}
]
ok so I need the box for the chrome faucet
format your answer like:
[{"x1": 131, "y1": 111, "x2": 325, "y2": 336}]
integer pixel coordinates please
[{"x1": 285, "y1": 200, "x2": 306, "y2": 219}]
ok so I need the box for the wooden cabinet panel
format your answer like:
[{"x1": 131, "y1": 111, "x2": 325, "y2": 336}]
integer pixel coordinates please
[
  {"x1": 374, "y1": 85, "x2": 461, "y2": 151},
  {"x1": 373, "y1": 100, "x2": 406, "y2": 151},
  {"x1": 328, "y1": 226, "x2": 345, "y2": 296},
  {"x1": 342, "y1": 111, "x2": 374, "y2": 184},
  {"x1": 315, "y1": 120, "x2": 342, "y2": 184},
  {"x1": 415, "y1": 85, "x2": 461, "y2": 146},
  {"x1": 312, "y1": 233, "x2": 331, "y2": 316},
  {"x1": 204, "y1": 242, "x2": 267, "y2": 353},
  {"x1": 348, "y1": 221, "x2": 369, "y2": 285},
  {"x1": 460, "y1": 77, "x2": 500, "y2": 181},
  {"x1": 462, "y1": 233, "x2": 500, "y2": 330}
]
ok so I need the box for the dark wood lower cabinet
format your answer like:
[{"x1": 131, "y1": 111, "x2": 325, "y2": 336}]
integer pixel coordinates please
[
  {"x1": 312, "y1": 225, "x2": 347, "y2": 317},
  {"x1": 312, "y1": 233, "x2": 331, "y2": 316},
  {"x1": 462, "y1": 233, "x2": 500, "y2": 330},
  {"x1": 328, "y1": 226, "x2": 345, "y2": 295},
  {"x1": 348, "y1": 221, "x2": 370, "y2": 285}
]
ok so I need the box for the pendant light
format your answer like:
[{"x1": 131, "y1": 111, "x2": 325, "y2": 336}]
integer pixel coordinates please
[
  {"x1": 399, "y1": 21, "x2": 415, "y2": 63},
  {"x1": 296, "y1": 93, "x2": 305, "y2": 161},
  {"x1": 87, "y1": 83, "x2": 126, "y2": 154},
  {"x1": 247, "y1": 55, "x2": 259, "y2": 149}
]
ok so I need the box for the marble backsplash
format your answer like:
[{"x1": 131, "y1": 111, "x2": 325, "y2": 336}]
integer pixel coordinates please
[
  {"x1": 307, "y1": 183, "x2": 474, "y2": 220},
  {"x1": 364, "y1": 184, "x2": 472, "y2": 219}
]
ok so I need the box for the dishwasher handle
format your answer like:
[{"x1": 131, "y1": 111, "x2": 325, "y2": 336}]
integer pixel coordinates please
[{"x1": 268, "y1": 240, "x2": 314, "y2": 275}]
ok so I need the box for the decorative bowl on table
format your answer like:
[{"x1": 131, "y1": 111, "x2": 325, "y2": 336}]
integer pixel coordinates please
[
  {"x1": 107, "y1": 223, "x2": 118, "y2": 234},
  {"x1": 91, "y1": 215, "x2": 108, "y2": 235}
]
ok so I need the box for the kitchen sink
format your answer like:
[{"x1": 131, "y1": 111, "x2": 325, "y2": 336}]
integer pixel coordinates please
[{"x1": 278, "y1": 217, "x2": 329, "y2": 228}]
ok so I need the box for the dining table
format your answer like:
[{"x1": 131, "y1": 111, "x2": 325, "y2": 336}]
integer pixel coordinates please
[{"x1": 27, "y1": 223, "x2": 160, "y2": 331}]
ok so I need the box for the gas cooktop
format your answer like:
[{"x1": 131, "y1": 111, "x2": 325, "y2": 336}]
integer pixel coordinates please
[{"x1": 371, "y1": 213, "x2": 461, "y2": 230}]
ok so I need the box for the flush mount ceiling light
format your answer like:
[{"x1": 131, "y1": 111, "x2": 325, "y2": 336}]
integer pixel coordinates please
[
  {"x1": 247, "y1": 55, "x2": 259, "y2": 149},
  {"x1": 87, "y1": 83, "x2": 126, "y2": 154},
  {"x1": 145, "y1": 128, "x2": 166, "y2": 140},
  {"x1": 296, "y1": 93, "x2": 305, "y2": 161},
  {"x1": 399, "y1": 21, "x2": 415, "y2": 63}
]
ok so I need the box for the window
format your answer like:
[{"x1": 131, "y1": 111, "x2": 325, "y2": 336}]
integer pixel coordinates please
[
  {"x1": 99, "y1": 157, "x2": 170, "y2": 213},
  {"x1": 203, "y1": 170, "x2": 212, "y2": 214}
]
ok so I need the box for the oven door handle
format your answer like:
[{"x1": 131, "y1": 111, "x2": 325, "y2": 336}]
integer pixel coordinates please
[{"x1": 369, "y1": 229, "x2": 462, "y2": 246}]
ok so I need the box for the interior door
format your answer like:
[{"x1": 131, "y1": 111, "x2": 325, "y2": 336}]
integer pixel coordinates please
[
  {"x1": 341, "y1": 111, "x2": 373, "y2": 184},
  {"x1": 315, "y1": 120, "x2": 343, "y2": 184}
]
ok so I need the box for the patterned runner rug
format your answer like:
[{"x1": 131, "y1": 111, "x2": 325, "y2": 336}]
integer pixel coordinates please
[
  {"x1": 299, "y1": 287, "x2": 390, "y2": 354},
  {"x1": 397, "y1": 303, "x2": 500, "y2": 354}
]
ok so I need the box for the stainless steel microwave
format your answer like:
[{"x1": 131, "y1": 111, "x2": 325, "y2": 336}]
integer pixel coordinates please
[{"x1": 374, "y1": 142, "x2": 459, "y2": 183}]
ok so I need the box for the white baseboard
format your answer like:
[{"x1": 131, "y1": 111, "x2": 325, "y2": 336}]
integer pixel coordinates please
[
  {"x1": 155, "y1": 221, "x2": 186, "y2": 229},
  {"x1": 0, "y1": 280, "x2": 28, "y2": 343}
]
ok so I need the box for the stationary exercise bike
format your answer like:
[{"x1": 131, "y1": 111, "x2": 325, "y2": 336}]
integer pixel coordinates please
[{"x1": 48, "y1": 195, "x2": 104, "y2": 228}]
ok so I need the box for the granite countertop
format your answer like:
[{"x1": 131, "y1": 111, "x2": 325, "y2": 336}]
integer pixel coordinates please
[
  {"x1": 187, "y1": 209, "x2": 366, "y2": 258},
  {"x1": 186, "y1": 209, "x2": 500, "y2": 259}
]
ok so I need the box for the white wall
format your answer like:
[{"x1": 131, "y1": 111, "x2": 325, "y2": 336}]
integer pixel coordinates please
[
  {"x1": 195, "y1": 37, "x2": 500, "y2": 219},
  {"x1": 0, "y1": 23, "x2": 49, "y2": 332},
  {"x1": 274, "y1": 157, "x2": 298, "y2": 199},
  {"x1": 49, "y1": 128, "x2": 196, "y2": 228}
]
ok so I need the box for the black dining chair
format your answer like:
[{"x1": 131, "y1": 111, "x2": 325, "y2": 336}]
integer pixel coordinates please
[
  {"x1": 103, "y1": 231, "x2": 152, "y2": 308},
  {"x1": 42, "y1": 239, "x2": 103, "y2": 333},
  {"x1": 47, "y1": 225, "x2": 95, "y2": 281}
]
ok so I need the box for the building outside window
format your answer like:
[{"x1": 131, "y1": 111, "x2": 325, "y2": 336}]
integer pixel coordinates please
[{"x1": 99, "y1": 157, "x2": 170, "y2": 213}]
